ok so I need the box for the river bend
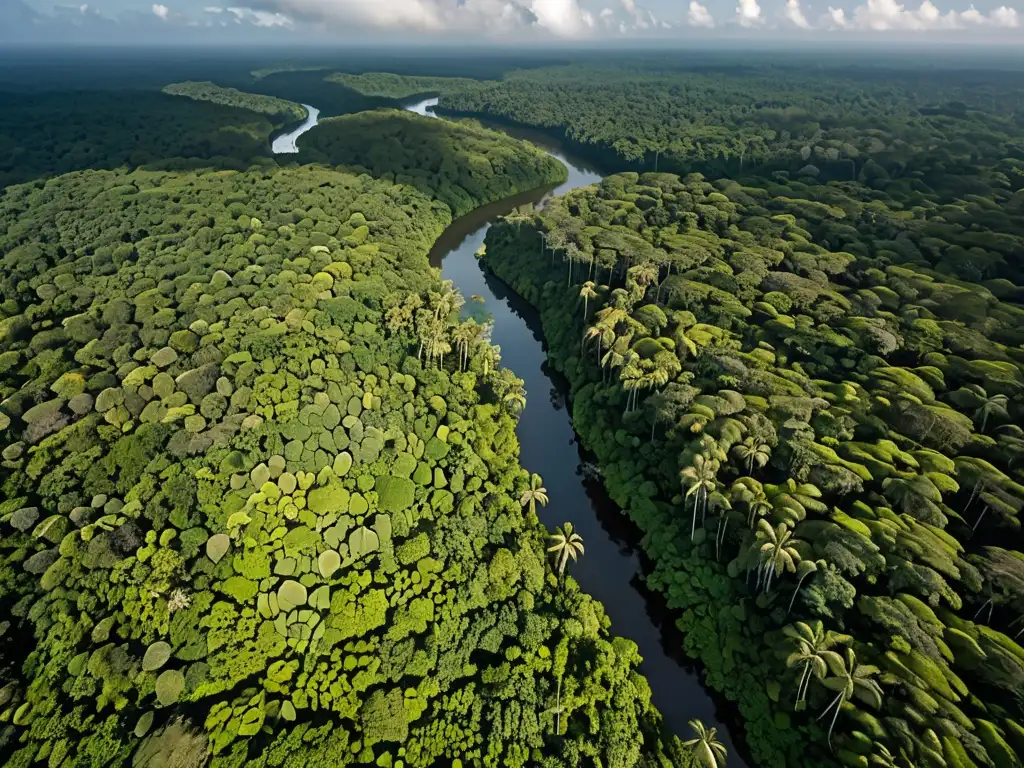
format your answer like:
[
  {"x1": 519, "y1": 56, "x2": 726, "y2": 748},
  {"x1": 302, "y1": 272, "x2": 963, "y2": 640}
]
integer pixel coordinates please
[{"x1": 271, "y1": 104, "x2": 319, "y2": 154}]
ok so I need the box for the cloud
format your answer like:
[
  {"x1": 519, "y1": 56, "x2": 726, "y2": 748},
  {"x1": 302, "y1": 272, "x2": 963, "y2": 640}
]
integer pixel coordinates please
[
  {"x1": 824, "y1": 5, "x2": 848, "y2": 26},
  {"x1": 844, "y1": 0, "x2": 1020, "y2": 29},
  {"x1": 152, "y1": 3, "x2": 169, "y2": 19},
  {"x1": 783, "y1": 0, "x2": 812, "y2": 26},
  {"x1": 987, "y1": 5, "x2": 1019, "y2": 25},
  {"x1": 688, "y1": 1, "x2": 715, "y2": 26},
  {"x1": 226, "y1": 6, "x2": 294, "y2": 26},
  {"x1": 258, "y1": 0, "x2": 596, "y2": 37},
  {"x1": 204, "y1": 6, "x2": 224, "y2": 12},
  {"x1": 735, "y1": 0, "x2": 762, "y2": 26}
]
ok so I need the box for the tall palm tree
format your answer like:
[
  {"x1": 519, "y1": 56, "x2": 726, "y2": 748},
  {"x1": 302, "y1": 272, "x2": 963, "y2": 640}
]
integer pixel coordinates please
[
  {"x1": 519, "y1": 473, "x2": 549, "y2": 517},
  {"x1": 731, "y1": 477, "x2": 772, "y2": 529},
  {"x1": 451, "y1": 321, "x2": 478, "y2": 371},
  {"x1": 731, "y1": 436, "x2": 772, "y2": 475},
  {"x1": 784, "y1": 620, "x2": 851, "y2": 712},
  {"x1": 683, "y1": 719, "x2": 728, "y2": 768},
  {"x1": 582, "y1": 324, "x2": 613, "y2": 363},
  {"x1": 545, "y1": 677, "x2": 566, "y2": 735},
  {"x1": 681, "y1": 454, "x2": 720, "y2": 541},
  {"x1": 565, "y1": 243, "x2": 581, "y2": 286},
  {"x1": 753, "y1": 519, "x2": 801, "y2": 593},
  {"x1": 712, "y1": 496, "x2": 734, "y2": 561},
  {"x1": 975, "y1": 392, "x2": 1009, "y2": 432},
  {"x1": 787, "y1": 558, "x2": 824, "y2": 616},
  {"x1": 818, "y1": 647, "x2": 883, "y2": 749},
  {"x1": 579, "y1": 281, "x2": 598, "y2": 318},
  {"x1": 548, "y1": 522, "x2": 585, "y2": 579}
]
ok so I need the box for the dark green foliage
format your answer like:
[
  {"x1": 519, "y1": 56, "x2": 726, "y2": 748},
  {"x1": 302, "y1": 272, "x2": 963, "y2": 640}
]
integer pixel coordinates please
[
  {"x1": 484, "y1": 163, "x2": 1024, "y2": 768},
  {"x1": 163, "y1": 81, "x2": 307, "y2": 122},
  {"x1": 300, "y1": 110, "x2": 567, "y2": 217}
]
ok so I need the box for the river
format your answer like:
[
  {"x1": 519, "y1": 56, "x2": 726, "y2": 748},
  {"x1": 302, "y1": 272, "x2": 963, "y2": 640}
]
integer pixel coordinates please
[
  {"x1": 271, "y1": 104, "x2": 319, "y2": 154},
  {"x1": 404, "y1": 96, "x2": 751, "y2": 766}
]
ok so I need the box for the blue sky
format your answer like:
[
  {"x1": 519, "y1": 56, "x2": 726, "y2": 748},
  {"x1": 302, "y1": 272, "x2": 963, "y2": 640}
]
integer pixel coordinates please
[{"x1": 4, "y1": 0, "x2": 1021, "y2": 43}]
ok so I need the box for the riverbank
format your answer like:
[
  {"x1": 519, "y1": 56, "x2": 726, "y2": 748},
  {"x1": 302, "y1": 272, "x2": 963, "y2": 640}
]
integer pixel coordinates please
[{"x1": 403, "y1": 96, "x2": 754, "y2": 767}]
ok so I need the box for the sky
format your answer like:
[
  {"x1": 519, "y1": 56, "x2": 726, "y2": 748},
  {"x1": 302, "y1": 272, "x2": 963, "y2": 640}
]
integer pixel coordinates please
[{"x1": 2, "y1": 0, "x2": 1021, "y2": 44}]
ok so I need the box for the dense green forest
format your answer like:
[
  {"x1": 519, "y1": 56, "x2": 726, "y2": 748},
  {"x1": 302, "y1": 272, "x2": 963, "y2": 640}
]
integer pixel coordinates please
[
  {"x1": 438, "y1": 65, "x2": 1024, "y2": 187},
  {"x1": 163, "y1": 82, "x2": 307, "y2": 123},
  {"x1": 483, "y1": 164, "x2": 1024, "y2": 768},
  {"x1": 4, "y1": 49, "x2": 1024, "y2": 768},
  {"x1": 0, "y1": 112, "x2": 698, "y2": 767},
  {"x1": 0, "y1": 91, "x2": 282, "y2": 190},
  {"x1": 325, "y1": 74, "x2": 486, "y2": 101},
  {"x1": 299, "y1": 110, "x2": 567, "y2": 217}
]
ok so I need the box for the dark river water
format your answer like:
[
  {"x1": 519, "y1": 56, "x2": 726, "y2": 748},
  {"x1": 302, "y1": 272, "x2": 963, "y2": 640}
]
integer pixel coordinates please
[{"x1": 404, "y1": 96, "x2": 752, "y2": 766}]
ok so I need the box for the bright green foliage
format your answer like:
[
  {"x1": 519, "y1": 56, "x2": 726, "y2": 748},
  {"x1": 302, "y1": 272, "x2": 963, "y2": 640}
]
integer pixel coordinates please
[
  {"x1": 484, "y1": 163, "x2": 1024, "y2": 768},
  {"x1": 142, "y1": 641, "x2": 172, "y2": 672},
  {"x1": 155, "y1": 669, "x2": 185, "y2": 706},
  {"x1": 375, "y1": 476, "x2": 415, "y2": 512},
  {"x1": 0, "y1": 73, "x2": 683, "y2": 768}
]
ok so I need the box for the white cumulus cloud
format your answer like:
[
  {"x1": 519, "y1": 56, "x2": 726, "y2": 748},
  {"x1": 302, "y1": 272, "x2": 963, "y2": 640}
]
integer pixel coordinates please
[
  {"x1": 688, "y1": 0, "x2": 715, "y2": 26},
  {"x1": 260, "y1": 0, "x2": 596, "y2": 37},
  {"x1": 735, "y1": 0, "x2": 762, "y2": 25},
  {"x1": 824, "y1": 5, "x2": 848, "y2": 26},
  {"x1": 847, "y1": 0, "x2": 1019, "y2": 29},
  {"x1": 784, "y1": 0, "x2": 812, "y2": 26},
  {"x1": 152, "y1": 3, "x2": 169, "y2": 19},
  {"x1": 988, "y1": 5, "x2": 1019, "y2": 25},
  {"x1": 227, "y1": 6, "x2": 294, "y2": 26}
]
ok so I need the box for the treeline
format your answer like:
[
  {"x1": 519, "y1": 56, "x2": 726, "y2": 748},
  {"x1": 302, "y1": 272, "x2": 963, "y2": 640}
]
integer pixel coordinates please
[
  {"x1": 163, "y1": 81, "x2": 307, "y2": 122},
  {"x1": 0, "y1": 90, "x2": 280, "y2": 189},
  {"x1": 0, "y1": 116, "x2": 697, "y2": 768},
  {"x1": 299, "y1": 110, "x2": 567, "y2": 217},
  {"x1": 438, "y1": 65, "x2": 1024, "y2": 195},
  {"x1": 325, "y1": 73, "x2": 487, "y2": 100},
  {"x1": 483, "y1": 169, "x2": 1024, "y2": 768}
]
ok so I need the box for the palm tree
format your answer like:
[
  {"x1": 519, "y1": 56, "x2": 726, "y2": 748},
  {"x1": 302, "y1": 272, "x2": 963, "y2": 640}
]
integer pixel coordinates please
[
  {"x1": 545, "y1": 677, "x2": 566, "y2": 735},
  {"x1": 753, "y1": 519, "x2": 801, "y2": 593},
  {"x1": 548, "y1": 522, "x2": 585, "y2": 579},
  {"x1": 683, "y1": 719, "x2": 728, "y2": 768},
  {"x1": 818, "y1": 647, "x2": 883, "y2": 749},
  {"x1": 731, "y1": 477, "x2": 772, "y2": 529},
  {"x1": 503, "y1": 387, "x2": 527, "y2": 414},
  {"x1": 680, "y1": 454, "x2": 720, "y2": 541},
  {"x1": 565, "y1": 243, "x2": 581, "y2": 286},
  {"x1": 519, "y1": 473, "x2": 549, "y2": 517},
  {"x1": 784, "y1": 620, "x2": 850, "y2": 712},
  {"x1": 451, "y1": 321, "x2": 477, "y2": 372},
  {"x1": 582, "y1": 324, "x2": 613, "y2": 363},
  {"x1": 579, "y1": 281, "x2": 598, "y2": 318},
  {"x1": 787, "y1": 558, "x2": 823, "y2": 616},
  {"x1": 712, "y1": 496, "x2": 734, "y2": 561},
  {"x1": 731, "y1": 436, "x2": 771, "y2": 475},
  {"x1": 975, "y1": 392, "x2": 1009, "y2": 432}
]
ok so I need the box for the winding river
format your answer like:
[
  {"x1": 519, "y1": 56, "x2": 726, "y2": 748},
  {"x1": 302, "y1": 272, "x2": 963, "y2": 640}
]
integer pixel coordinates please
[
  {"x1": 271, "y1": 104, "x2": 319, "y2": 154},
  {"x1": 404, "y1": 96, "x2": 752, "y2": 766}
]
